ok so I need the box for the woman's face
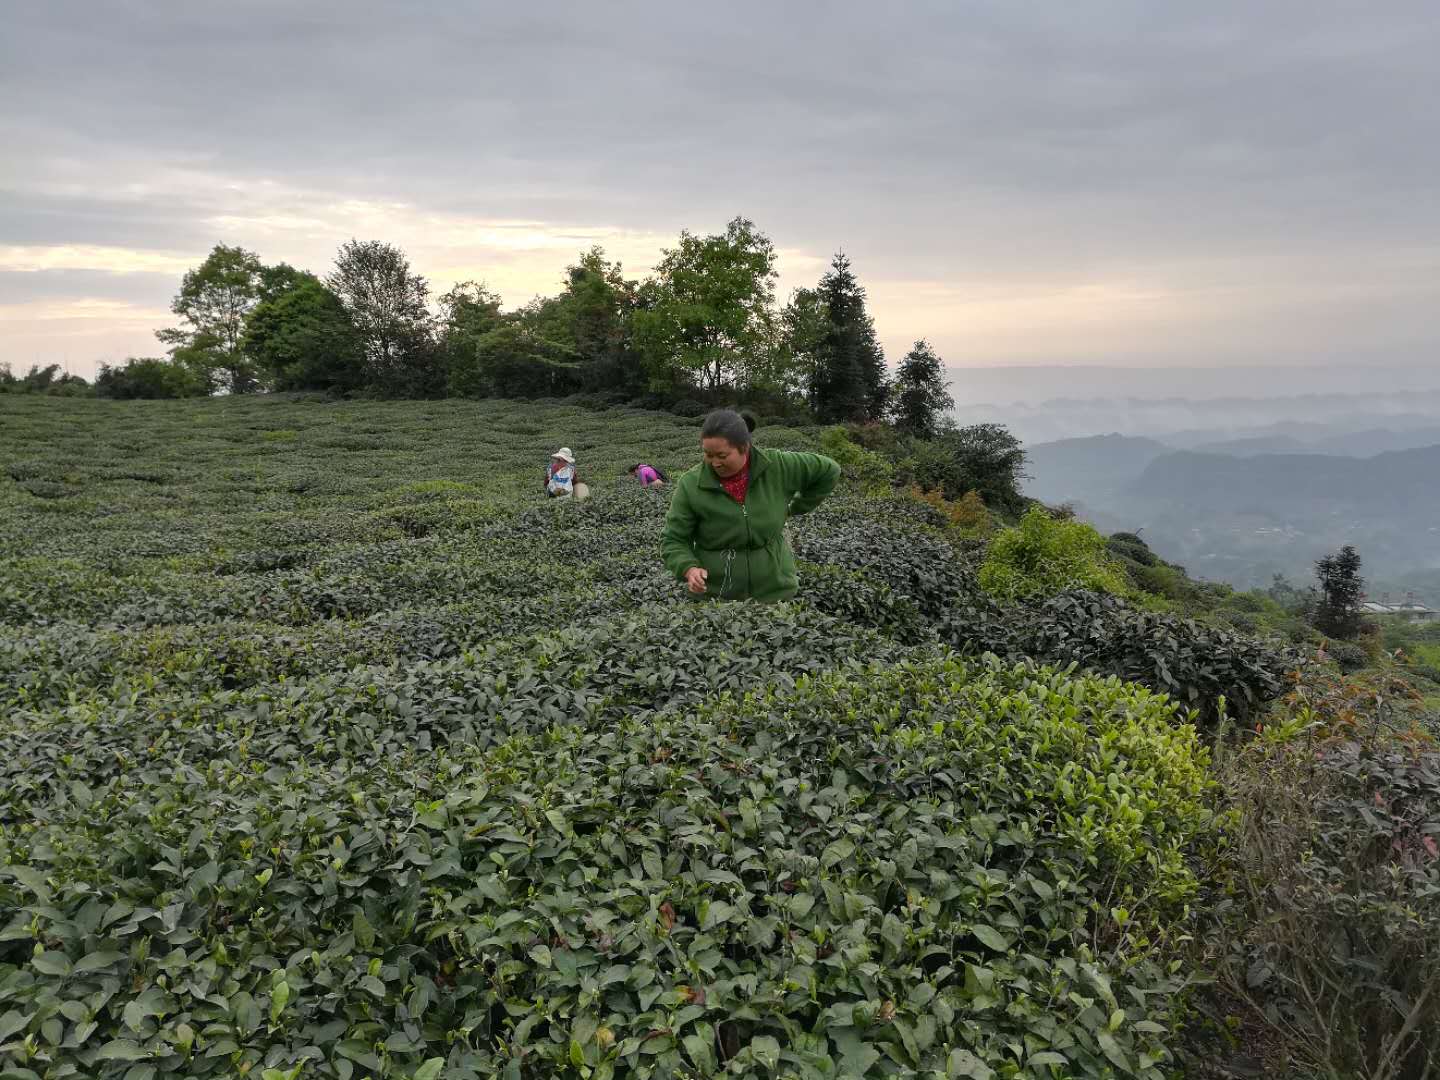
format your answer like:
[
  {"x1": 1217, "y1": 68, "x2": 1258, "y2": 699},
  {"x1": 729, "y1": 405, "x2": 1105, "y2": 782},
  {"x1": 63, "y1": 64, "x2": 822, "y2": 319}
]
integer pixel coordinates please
[
  {"x1": 702, "y1": 437, "x2": 748, "y2": 478},
  {"x1": 551, "y1": 457, "x2": 567, "y2": 470}
]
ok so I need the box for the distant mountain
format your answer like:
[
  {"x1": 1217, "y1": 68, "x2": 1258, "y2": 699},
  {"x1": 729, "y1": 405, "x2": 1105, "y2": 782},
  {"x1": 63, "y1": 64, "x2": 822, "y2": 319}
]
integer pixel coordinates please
[
  {"x1": 1316, "y1": 426, "x2": 1440, "y2": 456},
  {"x1": 1193, "y1": 435, "x2": 1317, "y2": 456},
  {"x1": 1022, "y1": 434, "x2": 1170, "y2": 505},
  {"x1": 1017, "y1": 439, "x2": 1440, "y2": 592},
  {"x1": 1130, "y1": 444, "x2": 1440, "y2": 513},
  {"x1": 1190, "y1": 426, "x2": 1440, "y2": 457}
]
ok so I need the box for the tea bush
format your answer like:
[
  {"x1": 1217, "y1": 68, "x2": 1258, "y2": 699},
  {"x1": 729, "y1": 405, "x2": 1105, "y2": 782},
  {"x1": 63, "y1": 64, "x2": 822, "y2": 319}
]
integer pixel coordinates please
[
  {"x1": 0, "y1": 395, "x2": 1280, "y2": 1077},
  {"x1": 0, "y1": 649, "x2": 1219, "y2": 1080},
  {"x1": 979, "y1": 509, "x2": 1130, "y2": 602}
]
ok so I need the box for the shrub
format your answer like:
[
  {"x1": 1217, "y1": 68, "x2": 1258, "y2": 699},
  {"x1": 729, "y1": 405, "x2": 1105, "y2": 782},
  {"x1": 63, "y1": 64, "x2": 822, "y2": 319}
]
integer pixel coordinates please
[
  {"x1": 0, "y1": 649, "x2": 1221, "y2": 1079},
  {"x1": 979, "y1": 507, "x2": 1130, "y2": 601},
  {"x1": 906, "y1": 487, "x2": 995, "y2": 536},
  {"x1": 1216, "y1": 735, "x2": 1440, "y2": 1079},
  {"x1": 817, "y1": 426, "x2": 893, "y2": 492},
  {"x1": 669, "y1": 398, "x2": 709, "y2": 418},
  {"x1": 0, "y1": 395, "x2": 1296, "y2": 1078},
  {"x1": 896, "y1": 424, "x2": 1027, "y2": 512},
  {"x1": 936, "y1": 591, "x2": 1290, "y2": 727},
  {"x1": 95, "y1": 357, "x2": 206, "y2": 400},
  {"x1": 1326, "y1": 641, "x2": 1369, "y2": 673}
]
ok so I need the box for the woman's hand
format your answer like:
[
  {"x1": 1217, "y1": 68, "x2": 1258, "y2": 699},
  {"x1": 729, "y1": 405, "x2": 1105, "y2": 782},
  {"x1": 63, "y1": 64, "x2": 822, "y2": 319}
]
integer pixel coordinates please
[{"x1": 685, "y1": 567, "x2": 708, "y2": 594}]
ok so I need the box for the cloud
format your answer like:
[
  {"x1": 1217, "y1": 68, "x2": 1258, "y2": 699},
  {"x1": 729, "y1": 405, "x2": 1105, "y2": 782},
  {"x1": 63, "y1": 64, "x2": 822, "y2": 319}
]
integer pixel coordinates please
[
  {"x1": 0, "y1": 245, "x2": 197, "y2": 274},
  {"x1": 3, "y1": 0, "x2": 1439, "y2": 378}
]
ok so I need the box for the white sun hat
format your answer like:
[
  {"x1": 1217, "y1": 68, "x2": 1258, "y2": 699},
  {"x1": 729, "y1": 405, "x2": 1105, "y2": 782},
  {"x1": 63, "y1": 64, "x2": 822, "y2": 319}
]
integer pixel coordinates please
[{"x1": 552, "y1": 447, "x2": 576, "y2": 463}]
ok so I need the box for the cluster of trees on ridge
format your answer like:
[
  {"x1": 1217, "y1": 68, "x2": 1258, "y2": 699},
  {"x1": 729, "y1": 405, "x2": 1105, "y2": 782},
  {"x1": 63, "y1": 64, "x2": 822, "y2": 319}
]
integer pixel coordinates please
[{"x1": 12, "y1": 218, "x2": 956, "y2": 439}]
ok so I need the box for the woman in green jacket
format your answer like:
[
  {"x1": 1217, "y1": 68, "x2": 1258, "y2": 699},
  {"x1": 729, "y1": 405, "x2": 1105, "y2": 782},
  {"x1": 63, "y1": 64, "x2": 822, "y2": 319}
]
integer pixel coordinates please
[{"x1": 661, "y1": 410, "x2": 841, "y2": 602}]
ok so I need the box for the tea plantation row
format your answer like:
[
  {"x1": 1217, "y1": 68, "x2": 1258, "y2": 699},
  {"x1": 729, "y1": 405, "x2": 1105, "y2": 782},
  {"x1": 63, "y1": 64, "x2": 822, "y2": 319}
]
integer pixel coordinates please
[{"x1": 0, "y1": 396, "x2": 1284, "y2": 1079}]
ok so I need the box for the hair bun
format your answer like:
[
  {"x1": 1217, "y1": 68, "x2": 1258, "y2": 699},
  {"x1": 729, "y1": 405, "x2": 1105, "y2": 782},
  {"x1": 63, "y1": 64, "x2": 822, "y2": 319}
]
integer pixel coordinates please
[{"x1": 740, "y1": 410, "x2": 757, "y2": 433}]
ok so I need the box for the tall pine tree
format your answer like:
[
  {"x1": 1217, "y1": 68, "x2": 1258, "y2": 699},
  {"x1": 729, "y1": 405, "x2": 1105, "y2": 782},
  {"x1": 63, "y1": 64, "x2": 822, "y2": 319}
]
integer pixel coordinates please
[
  {"x1": 1313, "y1": 545, "x2": 1367, "y2": 640},
  {"x1": 809, "y1": 253, "x2": 888, "y2": 423},
  {"x1": 891, "y1": 339, "x2": 954, "y2": 438}
]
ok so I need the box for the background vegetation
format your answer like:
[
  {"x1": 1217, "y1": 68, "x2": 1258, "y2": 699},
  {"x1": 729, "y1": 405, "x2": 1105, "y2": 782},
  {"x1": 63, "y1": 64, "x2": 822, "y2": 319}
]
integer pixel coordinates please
[{"x1": 2, "y1": 392, "x2": 1435, "y2": 1078}]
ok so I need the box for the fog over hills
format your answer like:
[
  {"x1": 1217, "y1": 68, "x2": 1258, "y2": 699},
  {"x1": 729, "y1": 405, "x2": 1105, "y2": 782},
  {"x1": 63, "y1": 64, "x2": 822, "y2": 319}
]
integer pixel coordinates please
[
  {"x1": 991, "y1": 363, "x2": 1440, "y2": 598},
  {"x1": 949, "y1": 363, "x2": 1440, "y2": 446},
  {"x1": 1025, "y1": 435, "x2": 1440, "y2": 597}
]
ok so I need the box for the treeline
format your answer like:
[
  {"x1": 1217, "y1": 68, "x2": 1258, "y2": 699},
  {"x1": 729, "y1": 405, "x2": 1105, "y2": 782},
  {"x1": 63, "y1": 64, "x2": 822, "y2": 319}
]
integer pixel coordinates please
[
  {"x1": 0, "y1": 363, "x2": 92, "y2": 397},
  {"x1": 81, "y1": 217, "x2": 956, "y2": 435}
]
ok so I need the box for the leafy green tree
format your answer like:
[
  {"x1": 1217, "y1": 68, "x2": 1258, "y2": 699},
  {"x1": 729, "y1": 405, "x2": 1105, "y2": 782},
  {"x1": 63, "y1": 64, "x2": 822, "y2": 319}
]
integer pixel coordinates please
[
  {"x1": 437, "y1": 281, "x2": 507, "y2": 397},
  {"x1": 156, "y1": 244, "x2": 265, "y2": 394},
  {"x1": 632, "y1": 217, "x2": 778, "y2": 393},
  {"x1": 241, "y1": 276, "x2": 365, "y2": 393},
  {"x1": 95, "y1": 357, "x2": 205, "y2": 399},
  {"x1": 327, "y1": 240, "x2": 439, "y2": 397},
  {"x1": 545, "y1": 248, "x2": 644, "y2": 393},
  {"x1": 902, "y1": 423, "x2": 1027, "y2": 511},
  {"x1": 775, "y1": 287, "x2": 828, "y2": 399},
  {"x1": 257, "y1": 262, "x2": 313, "y2": 304},
  {"x1": 810, "y1": 253, "x2": 887, "y2": 423},
  {"x1": 891, "y1": 339, "x2": 954, "y2": 438},
  {"x1": 471, "y1": 321, "x2": 580, "y2": 398},
  {"x1": 1313, "y1": 545, "x2": 1367, "y2": 640}
]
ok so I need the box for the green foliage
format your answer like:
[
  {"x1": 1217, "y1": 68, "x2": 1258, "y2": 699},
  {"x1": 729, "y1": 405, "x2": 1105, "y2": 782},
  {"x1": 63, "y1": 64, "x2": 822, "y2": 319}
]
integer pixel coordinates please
[
  {"x1": 0, "y1": 395, "x2": 1297, "y2": 1077},
  {"x1": 898, "y1": 425, "x2": 1027, "y2": 512},
  {"x1": 993, "y1": 592, "x2": 1288, "y2": 725},
  {"x1": 533, "y1": 249, "x2": 645, "y2": 395},
  {"x1": 0, "y1": 363, "x2": 90, "y2": 397},
  {"x1": 775, "y1": 287, "x2": 827, "y2": 401},
  {"x1": 1314, "y1": 544, "x2": 1368, "y2": 641},
  {"x1": 157, "y1": 244, "x2": 266, "y2": 394},
  {"x1": 94, "y1": 357, "x2": 206, "y2": 400},
  {"x1": 817, "y1": 426, "x2": 893, "y2": 492},
  {"x1": 242, "y1": 278, "x2": 365, "y2": 393},
  {"x1": 980, "y1": 507, "x2": 1130, "y2": 601},
  {"x1": 327, "y1": 240, "x2": 440, "y2": 397},
  {"x1": 1216, "y1": 731, "x2": 1440, "y2": 1078},
  {"x1": 632, "y1": 217, "x2": 778, "y2": 393},
  {"x1": 890, "y1": 340, "x2": 953, "y2": 438},
  {"x1": 435, "y1": 280, "x2": 506, "y2": 397},
  {"x1": 809, "y1": 253, "x2": 887, "y2": 423}
]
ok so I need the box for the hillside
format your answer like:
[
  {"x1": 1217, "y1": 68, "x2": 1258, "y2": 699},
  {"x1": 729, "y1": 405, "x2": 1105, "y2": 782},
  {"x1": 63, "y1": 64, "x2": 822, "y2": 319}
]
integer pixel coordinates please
[
  {"x1": 1022, "y1": 429, "x2": 1440, "y2": 589},
  {"x1": 1020, "y1": 433, "x2": 1170, "y2": 506},
  {"x1": 1131, "y1": 444, "x2": 1440, "y2": 511},
  {"x1": 0, "y1": 394, "x2": 1291, "y2": 1079}
]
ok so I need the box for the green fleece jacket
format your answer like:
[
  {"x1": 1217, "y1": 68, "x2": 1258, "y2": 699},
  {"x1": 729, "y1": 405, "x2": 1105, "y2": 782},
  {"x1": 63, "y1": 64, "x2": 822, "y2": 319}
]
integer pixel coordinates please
[{"x1": 661, "y1": 445, "x2": 841, "y2": 602}]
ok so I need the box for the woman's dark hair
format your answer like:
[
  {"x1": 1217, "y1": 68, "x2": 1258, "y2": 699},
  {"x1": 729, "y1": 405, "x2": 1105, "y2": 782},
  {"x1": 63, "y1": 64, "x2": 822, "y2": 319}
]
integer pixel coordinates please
[
  {"x1": 627, "y1": 463, "x2": 640, "y2": 474},
  {"x1": 700, "y1": 409, "x2": 756, "y2": 448}
]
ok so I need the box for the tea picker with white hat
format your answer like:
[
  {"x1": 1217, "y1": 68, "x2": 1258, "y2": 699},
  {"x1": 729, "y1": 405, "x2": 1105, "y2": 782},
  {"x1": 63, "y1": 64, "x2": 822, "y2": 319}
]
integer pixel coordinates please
[{"x1": 544, "y1": 447, "x2": 589, "y2": 500}]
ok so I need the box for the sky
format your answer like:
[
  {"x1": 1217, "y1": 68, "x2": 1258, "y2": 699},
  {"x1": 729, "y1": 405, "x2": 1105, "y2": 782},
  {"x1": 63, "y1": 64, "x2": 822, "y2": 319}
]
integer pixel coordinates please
[{"x1": 3, "y1": 0, "x2": 1440, "y2": 384}]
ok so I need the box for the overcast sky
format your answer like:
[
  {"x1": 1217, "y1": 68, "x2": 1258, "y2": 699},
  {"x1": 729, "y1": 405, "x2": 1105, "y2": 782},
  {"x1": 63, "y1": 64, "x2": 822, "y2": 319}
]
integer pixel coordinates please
[{"x1": 3, "y1": 0, "x2": 1439, "y2": 383}]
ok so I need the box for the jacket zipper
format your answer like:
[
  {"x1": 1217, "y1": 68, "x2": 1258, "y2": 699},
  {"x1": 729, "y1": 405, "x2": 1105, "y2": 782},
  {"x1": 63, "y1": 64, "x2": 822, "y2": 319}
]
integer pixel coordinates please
[{"x1": 741, "y1": 500, "x2": 752, "y2": 599}]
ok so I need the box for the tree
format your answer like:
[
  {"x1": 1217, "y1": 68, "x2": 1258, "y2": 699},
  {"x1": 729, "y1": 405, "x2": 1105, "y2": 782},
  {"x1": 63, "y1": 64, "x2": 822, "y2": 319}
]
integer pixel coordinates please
[
  {"x1": 775, "y1": 287, "x2": 828, "y2": 399},
  {"x1": 257, "y1": 262, "x2": 313, "y2": 304},
  {"x1": 326, "y1": 240, "x2": 439, "y2": 397},
  {"x1": 156, "y1": 244, "x2": 264, "y2": 394},
  {"x1": 1314, "y1": 545, "x2": 1367, "y2": 640},
  {"x1": 242, "y1": 276, "x2": 365, "y2": 393},
  {"x1": 632, "y1": 217, "x2": 778, "y2": 393},
  {"x1": 95, "y1": 357, "x2": 205, "y2": 399},
  {"x1": 437, "y1": 281, "x2": 507, "y2": 397},
  {"x1": 891, "y1": 339, "x2": 954, "y2": 438},
  {"x1": 0, "y1": 363, "x2": 91, "y2": 396},
  {"x1": 548, "y1": 248, "x2": 643, "y2": 393},
  {"x1": 471, "y1": 321, "x2": 581, "y2": 399},
  {"x1": 810, "y1": 253, "x2": 887, "y2": 423},
  {"x1": 905, "y1": 423, "x2": 1028, "y2": 511}
]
